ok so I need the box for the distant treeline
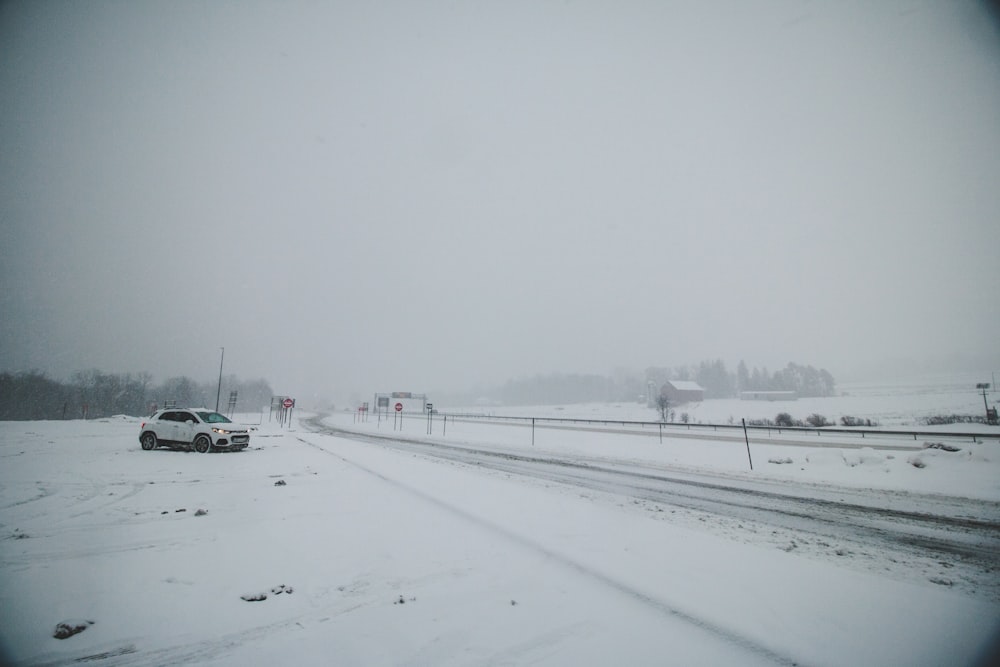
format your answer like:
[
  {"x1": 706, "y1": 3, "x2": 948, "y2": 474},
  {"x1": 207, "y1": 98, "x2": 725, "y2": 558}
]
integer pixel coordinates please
[
  {"x1": 647, "y1": 360, "x2": 836, "y2": 400},
  {"x1": 442, "y1": 360, "x2": 836, "y2": 407},
  {"x1": 0, "y1": 370, "x2": 274, "y2": 421}
]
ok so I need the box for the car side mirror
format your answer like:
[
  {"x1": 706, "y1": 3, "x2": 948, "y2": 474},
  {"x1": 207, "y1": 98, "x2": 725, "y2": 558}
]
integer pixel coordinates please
[{"x1": 186, "y1": 419, "x2": 195, "y2": 424}]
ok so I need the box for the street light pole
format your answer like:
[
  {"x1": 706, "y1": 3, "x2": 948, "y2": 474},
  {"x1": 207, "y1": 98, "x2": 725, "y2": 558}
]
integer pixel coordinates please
[{"x1": 215, "y1": 347, "x2": 225, "y2": 412}]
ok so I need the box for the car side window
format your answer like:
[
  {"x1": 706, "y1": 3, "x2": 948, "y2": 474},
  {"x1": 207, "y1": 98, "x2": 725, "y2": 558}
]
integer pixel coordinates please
[
  {"x1": 159, "y1": 411, "x2": 178, "y2": 422},
  {"x1": 178, "y1": 411, "x2": 196, "y2": 423}
]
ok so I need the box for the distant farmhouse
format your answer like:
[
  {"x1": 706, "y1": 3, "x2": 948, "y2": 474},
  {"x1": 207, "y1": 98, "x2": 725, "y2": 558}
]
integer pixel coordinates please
[{"x1": 660, "y1": 380, "x2": 704, "y2": 404}]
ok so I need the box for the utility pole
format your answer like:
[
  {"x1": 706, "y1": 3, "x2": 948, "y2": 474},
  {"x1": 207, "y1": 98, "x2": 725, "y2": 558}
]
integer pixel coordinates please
[
  {"x1": 215, "y1": 347, "x2": 225, "y2": 411},
  {"x1": 976, "y1": 383, "x2": 991, "y2": 423}
]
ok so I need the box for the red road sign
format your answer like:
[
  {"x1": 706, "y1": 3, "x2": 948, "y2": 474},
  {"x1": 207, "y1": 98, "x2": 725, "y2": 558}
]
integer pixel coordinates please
[
  {"x1": 394, "y1": 402, "x2": 403, "y2": 412},
  {"x1": 282, "y1": 398, "x2": 294, "y2": 409}
]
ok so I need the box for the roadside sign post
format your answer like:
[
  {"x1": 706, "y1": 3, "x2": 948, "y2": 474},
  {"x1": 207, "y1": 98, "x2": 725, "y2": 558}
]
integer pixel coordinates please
[
  {"x1": 426, "y1": 403, "x2": 434, "y2": 435},
  {"x1": 394, "y1": 402, "x2": 403, "y2": 431},
  {"x1": 356, "y1": 403, "x2": 369, "y2": 423},
  {"x1": 376, "y1": 395, "x2": 390, "y2": 426}
]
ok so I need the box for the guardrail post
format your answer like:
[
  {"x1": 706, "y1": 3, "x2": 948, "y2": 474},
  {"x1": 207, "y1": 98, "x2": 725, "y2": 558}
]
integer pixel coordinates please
[{"x1": 531, "y1": 418, "x2": 535, "y2": 446}]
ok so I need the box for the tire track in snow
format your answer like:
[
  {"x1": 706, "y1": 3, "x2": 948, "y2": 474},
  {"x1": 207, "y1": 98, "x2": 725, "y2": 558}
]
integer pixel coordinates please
[{"x1": 294, "y1": 434, "x2": 805, "y2": 667}]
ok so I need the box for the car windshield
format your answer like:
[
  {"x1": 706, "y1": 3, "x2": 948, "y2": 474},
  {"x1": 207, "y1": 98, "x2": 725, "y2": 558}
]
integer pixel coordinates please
[{"x1": 195, "y1": 411, "x2": 232, "y2": 424}]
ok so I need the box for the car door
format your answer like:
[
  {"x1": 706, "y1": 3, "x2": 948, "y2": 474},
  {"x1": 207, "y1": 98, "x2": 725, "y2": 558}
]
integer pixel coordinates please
[
  {"x1": 172, "y1": 410, "x2": 199, "y2": 445},
  {"x1": 157, "y1": 411, "x2": 181, "y2": 443}
]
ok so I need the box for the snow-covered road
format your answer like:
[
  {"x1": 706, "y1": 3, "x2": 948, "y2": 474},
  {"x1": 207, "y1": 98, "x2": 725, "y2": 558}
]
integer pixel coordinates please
[
  {"x1": 307, "y1": 416, "x2": 1000, "y2": 603},
  {"x1": 309, "y1": 422, "x2": 999, "y2": 603}
]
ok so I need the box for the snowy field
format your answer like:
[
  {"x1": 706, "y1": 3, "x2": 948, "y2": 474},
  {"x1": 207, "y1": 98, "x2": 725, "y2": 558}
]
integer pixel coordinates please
[
  {"x1": 458, "y1": 372, "x2": 999, "y2": 428},
  {"x1": 2, "y1": 380, "x2": 1000, "y2": 666}
]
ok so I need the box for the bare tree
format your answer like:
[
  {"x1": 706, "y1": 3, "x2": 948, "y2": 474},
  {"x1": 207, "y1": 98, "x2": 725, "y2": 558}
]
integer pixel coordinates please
[{"x1": 655, "y1": 393, "x2": 671, "y2": 422}]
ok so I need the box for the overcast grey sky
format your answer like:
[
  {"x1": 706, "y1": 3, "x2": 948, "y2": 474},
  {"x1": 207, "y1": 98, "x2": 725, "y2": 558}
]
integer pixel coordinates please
[{"x1": 2, "y1": 0, "x2": 999, "y2": 403}]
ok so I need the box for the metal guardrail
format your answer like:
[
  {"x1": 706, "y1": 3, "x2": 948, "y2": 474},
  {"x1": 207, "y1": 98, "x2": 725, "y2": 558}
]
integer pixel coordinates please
[{"x1": 440, "y1": 412, "x2": 1000, "y2": 442}]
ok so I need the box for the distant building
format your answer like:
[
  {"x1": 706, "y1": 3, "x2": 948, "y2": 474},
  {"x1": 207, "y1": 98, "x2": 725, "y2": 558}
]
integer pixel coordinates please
[
  {"x1": 660, "y1": 381, "x2": 704, "y2": 404},
  {"x1": 373, "y1": 392, "x2": 430, "y2": 413},
  {"x1": 740, "y1": 390, "x2": 797, "y2": 401}
]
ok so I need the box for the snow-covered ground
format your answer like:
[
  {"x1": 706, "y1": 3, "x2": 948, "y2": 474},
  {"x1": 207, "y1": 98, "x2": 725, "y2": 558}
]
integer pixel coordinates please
[{"x1": 2, "y1": 381, "x2": 999, "y2": 666}]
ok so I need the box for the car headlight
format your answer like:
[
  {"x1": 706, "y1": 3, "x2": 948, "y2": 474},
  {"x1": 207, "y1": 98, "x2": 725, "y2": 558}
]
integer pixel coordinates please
[{"x1": 212, "y1": 427, "x2": 230, "y2": 434}]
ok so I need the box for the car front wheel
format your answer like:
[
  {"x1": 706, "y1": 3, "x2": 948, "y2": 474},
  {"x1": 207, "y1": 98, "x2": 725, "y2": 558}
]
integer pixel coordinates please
[
  {"x1": 140, "y1": 432, "x2": 157, "y2": 451},
  {"x1": 193, "y1": 435, "x2": 212, "y2": 454}
]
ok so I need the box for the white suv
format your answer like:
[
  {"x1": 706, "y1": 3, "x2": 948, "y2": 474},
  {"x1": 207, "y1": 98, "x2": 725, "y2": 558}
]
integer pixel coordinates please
[{"x1": 139, "y1": 409, "x2": 250, "y2": 453}]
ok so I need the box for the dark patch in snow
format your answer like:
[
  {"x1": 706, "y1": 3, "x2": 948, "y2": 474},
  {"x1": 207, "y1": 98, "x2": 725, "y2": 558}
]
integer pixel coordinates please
[
  {"x1": 274, "y1": 479, "x2": 287, "y2": 486},
  {"x1": 53, "y1": 619, "x2": 93, "y2": 639},
  {"x1": 924, "y1": 442, "x2": 961, "y2": 452},
  {"x1": 175, "y1": 508, "x2": 186, "y2": 513},
  {"x1": 194, "y1": 509, "x2": 208, "y2": 516},
  {"x1": 243, "y1": 584, "x2": 293, "y2": 602},
  {"x1": 929, "y1": 577, "x2": 954, "y2": 587},
  {"x1": 768, "y1": 457, "x2": 793, "y2": 465}
]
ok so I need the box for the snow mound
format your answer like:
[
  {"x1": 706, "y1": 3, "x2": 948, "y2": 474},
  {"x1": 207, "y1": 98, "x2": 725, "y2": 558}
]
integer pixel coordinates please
[{"x1": 841, "y1": 448, "x2": 885, "y2": 468}]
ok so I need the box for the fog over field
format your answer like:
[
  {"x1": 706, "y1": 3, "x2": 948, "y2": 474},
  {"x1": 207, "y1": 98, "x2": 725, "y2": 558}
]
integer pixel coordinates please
[{"x1": 2, "y1": 1, "x2": 999, "y2": 403}]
